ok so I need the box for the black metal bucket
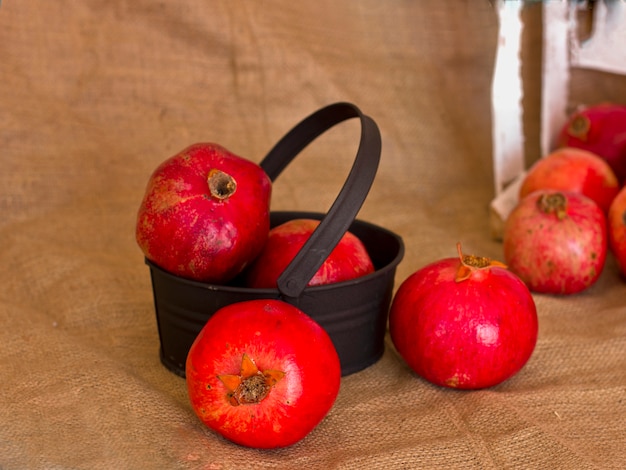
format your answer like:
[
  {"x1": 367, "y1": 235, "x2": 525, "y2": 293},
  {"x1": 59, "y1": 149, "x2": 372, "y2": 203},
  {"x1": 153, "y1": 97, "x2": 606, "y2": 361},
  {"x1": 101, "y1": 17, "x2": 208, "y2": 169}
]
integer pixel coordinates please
[{"x1": 146, "y1": 102, "x2": 405, "y2": 377}]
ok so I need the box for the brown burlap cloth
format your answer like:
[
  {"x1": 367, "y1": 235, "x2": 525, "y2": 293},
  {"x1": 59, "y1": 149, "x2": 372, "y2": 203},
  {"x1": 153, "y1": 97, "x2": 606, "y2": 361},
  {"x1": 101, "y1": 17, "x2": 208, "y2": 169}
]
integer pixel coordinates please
[{"x1": 1, "y1": 1, "x2": 625, "y2": 469}]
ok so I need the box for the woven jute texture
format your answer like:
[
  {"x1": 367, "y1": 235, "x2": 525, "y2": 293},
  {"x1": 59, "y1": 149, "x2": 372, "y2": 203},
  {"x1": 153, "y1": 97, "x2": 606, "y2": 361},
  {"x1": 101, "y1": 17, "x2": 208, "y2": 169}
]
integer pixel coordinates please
[{"x1": 1, "y1": 1, "x2": 625, "y2": 469}]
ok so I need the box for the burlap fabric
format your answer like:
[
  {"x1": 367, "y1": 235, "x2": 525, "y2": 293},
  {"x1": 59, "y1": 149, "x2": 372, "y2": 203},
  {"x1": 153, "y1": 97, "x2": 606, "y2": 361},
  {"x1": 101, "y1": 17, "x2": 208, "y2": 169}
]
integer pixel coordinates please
[{"x1": 1, "y1": 1, "x2": 625, "y2": 469}]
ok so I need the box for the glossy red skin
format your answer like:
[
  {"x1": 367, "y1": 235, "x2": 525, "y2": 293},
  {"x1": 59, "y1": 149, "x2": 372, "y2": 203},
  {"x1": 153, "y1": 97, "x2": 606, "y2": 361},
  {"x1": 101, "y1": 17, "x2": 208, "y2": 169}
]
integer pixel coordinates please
[
  {"x1": 608, "y1": 186, "x2": 626, "y2": 277},
  {"x1": 244, "y1": 218, "x2": 375, "y2": 288},
  {"x1": 558, "y1": 103, "x2": 626, "y2": 184},
  {"x1": 136, "y1": 143, "x2": 271, "y2": 283},
  {"x1": 186, "y1": 299, "x2": 341, "y2": 448},
  {"x1": 520, "y1": 147, "x2": 619, "y2": 213},
  {"x1": 389, "y1": 257, "x2": 538, "y2": 390},
  {"x1": 503, "y1": 190, "x2": 607, "y2": 294}
]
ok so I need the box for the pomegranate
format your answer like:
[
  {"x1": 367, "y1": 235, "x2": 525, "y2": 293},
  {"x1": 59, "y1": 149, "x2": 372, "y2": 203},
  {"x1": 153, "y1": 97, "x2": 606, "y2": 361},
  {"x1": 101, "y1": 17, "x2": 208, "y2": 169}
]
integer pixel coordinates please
[
  {"x1": 519, "y1": 147, "x2": 619, "y2": 213},
  {"x1": 608, "y1": 186, "x2": 626, "y2": 277},
  {"x1": 389, "y1": 244, "x2": 538, "y2": 390},
  {"x1": 136, "y1": 143, "x2": 271, "y2": 283},
  {"x1": 244, "y1": 218, "x2": 375, "y2": 288},
  {"x1": 558, "y1": 103, "x2": 626, "y2": 183},
  {"x1": 186, "y1": 299, "x2": 341, "y2": 448},
  {"x1": 503, "y1": 190, "x2": 607, "y2": 294}
]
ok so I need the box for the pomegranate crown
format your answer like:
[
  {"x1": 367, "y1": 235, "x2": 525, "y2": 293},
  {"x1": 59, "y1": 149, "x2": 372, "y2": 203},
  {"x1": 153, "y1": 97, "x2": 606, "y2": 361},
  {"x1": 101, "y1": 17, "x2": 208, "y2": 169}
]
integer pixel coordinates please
[{"x1": 455, "y1": 242, "x2": 507, "y2": 282}]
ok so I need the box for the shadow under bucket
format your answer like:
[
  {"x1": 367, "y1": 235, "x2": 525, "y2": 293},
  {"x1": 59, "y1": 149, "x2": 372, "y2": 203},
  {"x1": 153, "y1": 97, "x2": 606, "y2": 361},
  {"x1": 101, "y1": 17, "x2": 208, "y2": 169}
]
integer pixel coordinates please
[
  {"x1": 144, "y1": 102, "x2": 405, "y2": 377},
  {"x1": 148, "y1": 211, "x2": 404, "y2": 377}
]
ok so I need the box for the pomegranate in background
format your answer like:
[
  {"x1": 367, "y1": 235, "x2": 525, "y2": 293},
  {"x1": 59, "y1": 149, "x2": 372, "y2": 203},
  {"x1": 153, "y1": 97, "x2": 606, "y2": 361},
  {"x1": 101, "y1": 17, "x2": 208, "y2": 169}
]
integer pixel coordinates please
[
  {"x1": 608, "y1": 186, "x2": 626, "y2": 278},
  {"x1": 519, "y1": 147, "x2": 619, "y2": 213},
  {"x1": 503, "y1": 190, "x2": 607, "y2": 294},
  {"x1": 558, "y1": 103, "x2": 626, "y2": 184}
]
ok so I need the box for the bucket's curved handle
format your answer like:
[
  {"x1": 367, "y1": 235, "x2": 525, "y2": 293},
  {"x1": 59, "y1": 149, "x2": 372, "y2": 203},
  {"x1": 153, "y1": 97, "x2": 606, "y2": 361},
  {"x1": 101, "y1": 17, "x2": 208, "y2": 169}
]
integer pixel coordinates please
[{"x1": 259, "y1": 102, "x2": 381, "y2": 299}]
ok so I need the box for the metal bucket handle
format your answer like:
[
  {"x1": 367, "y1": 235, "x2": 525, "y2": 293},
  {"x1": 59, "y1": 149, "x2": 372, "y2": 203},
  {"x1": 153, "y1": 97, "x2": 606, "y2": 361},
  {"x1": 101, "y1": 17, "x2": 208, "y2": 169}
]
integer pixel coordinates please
[{"x1": 259, "y1": 102, "x2": 381, "y2": 299}]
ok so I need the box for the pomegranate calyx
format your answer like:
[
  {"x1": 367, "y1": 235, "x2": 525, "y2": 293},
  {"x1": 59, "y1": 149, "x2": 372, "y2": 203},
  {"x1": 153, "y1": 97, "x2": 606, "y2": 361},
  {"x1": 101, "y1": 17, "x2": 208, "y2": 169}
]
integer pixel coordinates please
[
  {"x1": 455, "y1": 242, "x2": 506, "y2": 282},
  {"x1": 207, "y1": 169, "x2": 237, "y2": 201},
  {"x1": 217, "y1": 353, "x2": 285, "y2": 406},
  {"x1": 537, "y1": 192, "x2": 568, "y2": 220},
  {"x1": 568, "y1": 115, "x2": 591, "y2": 141}
]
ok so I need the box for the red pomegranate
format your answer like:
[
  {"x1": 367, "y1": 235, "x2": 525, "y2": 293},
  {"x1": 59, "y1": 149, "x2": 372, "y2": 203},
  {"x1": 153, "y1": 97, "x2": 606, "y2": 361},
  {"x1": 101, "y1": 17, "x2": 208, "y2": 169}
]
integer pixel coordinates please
[
  {"x1": 186, "y1": 299, "x2": 341, "y2": 448},
  {"x1": 244, "y1": 218, "x2": 374, "y2": 288},
  {"x1": 520, "y1": 147, "x2": 619, "y2": 213},
  {"x1": 136, "y1": 143, "x2": 271, "y2": 283},
  {"x1": 389, "y1": 244, "x2": 538, "y2": 390},
  {"x1": 503, "y1": 190, "x2": 607, "y2": 294},
  {"x1": 608, "y1": 186, "x2": 626, "y2": 277},
  {"x1": 558, "y1": 103, "x2": 626, "y2": 183}
]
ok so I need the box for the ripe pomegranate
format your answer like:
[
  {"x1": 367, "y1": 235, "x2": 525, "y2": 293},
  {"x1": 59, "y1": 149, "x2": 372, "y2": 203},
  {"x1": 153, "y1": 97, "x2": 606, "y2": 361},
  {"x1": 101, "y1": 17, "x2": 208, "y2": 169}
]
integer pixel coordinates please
[
  {"x1": 136, "y1": 143, "x2": 271, "y2": 283},
  {"x1": 608, "y1": 186, "x2": 626, "y2": 277},
  {"x1": 558, "y1": 103, "x2": 626, "y2": 183},
  {"x1": 186, "y1": 299, "x2": 341, "y2": 448},
  {"x1": 503, "y1": 190, "x2": 607, "y2": 294},
  {"x1": 519, "y1": 147, "x2": 619, "y2": 213},
  {"x1": 244, "y1": 218, "x2": 375, "y2": 288},
  {"x1": 389, "y1": 244, "x2": 538, "y2": 390}
]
